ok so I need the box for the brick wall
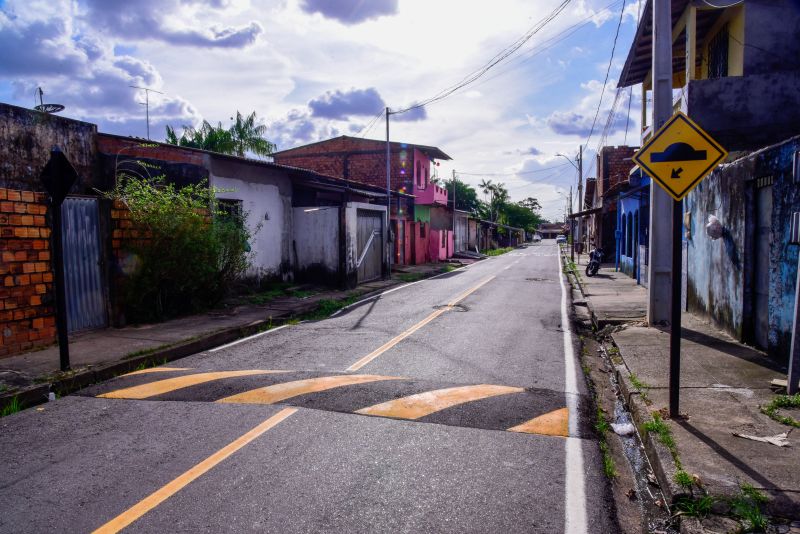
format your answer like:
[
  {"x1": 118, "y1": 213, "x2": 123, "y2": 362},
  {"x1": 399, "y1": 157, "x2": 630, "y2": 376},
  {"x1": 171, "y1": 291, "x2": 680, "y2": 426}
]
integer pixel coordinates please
[
  {"x1": 597, "y1": 146, "x2": 637, "y2": 197},
  {"x1": 0, "y1": 188, "x2": 56, "y2": 357},
  {"x1": 274, "y1": 137, "x2": 416, "y2": 194}
]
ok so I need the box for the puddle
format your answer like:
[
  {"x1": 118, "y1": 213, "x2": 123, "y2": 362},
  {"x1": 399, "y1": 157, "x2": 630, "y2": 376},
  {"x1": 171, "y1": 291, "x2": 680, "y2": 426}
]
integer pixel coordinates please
[{"x1": 602, "y1": 346, "x2": 678, "y2": 533}]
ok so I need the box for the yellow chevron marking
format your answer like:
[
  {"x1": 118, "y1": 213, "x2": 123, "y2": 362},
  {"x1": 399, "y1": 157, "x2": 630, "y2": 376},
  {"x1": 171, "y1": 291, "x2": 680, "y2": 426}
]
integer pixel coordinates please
[
  {"x1": 355, "y1": 384, "x2": 523, "y2": 420},
  {"x1": 507, "y1": 407, "x2": 569, "y2": 437},
  {"x1": 216, "y1": 374, "x2": 403, "y2": 405},
  {"x1": 91, "y1": 408, "x2": 296, "y2": 534},
  {"x1": 124, "y1": 367, "x2": 190, "y2": 377},
  {"x1": 97, "y1": 370, "x2": 288, "y2": 399}
]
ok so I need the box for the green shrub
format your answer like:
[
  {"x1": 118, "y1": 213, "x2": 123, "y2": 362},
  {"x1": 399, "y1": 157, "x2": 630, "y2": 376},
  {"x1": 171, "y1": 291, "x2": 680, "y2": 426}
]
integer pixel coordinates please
[{"x1": 107, "y1": 176, "x2": 253, "y2": 322}]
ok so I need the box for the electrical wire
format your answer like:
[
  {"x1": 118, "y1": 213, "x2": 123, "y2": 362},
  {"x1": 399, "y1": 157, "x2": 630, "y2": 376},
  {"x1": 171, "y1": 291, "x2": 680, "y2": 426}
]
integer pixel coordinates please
[
  {"x1": 582, "y1": 0, "x2": 626, "y2": 151},
  {"x1": 355, "y1": 108, "x2": 385, "y2": 138},
  {"x1": 391, "y1": 0, "x2": 573, "y2": 115},
  {"x1": 455, "y1": 162, "x2": 571, "y2": 177}
]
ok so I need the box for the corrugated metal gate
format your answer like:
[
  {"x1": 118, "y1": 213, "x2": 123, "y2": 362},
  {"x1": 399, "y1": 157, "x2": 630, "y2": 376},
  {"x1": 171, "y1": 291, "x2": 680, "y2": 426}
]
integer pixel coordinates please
[
  {"x1": 62, "y1": 197, "x2": 107, "y2": 333},
  {"x1": 356, "y1": 210, "x2": 383, "y2": 283}
]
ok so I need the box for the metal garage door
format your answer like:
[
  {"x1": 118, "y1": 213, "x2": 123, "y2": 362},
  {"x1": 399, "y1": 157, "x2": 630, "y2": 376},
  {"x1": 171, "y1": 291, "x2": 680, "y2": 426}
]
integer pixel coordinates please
[
  {"x1": 62, "y1": 197, "x2": 107, "y2": 333},
  {"x1": 357, "y1": 210, "x2": 383, "y2": 283}
]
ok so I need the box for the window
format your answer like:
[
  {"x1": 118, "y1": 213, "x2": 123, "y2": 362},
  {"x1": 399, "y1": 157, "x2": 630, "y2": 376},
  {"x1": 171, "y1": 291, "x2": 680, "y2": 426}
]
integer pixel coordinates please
[
  {"x1": 420, "y1": 224, "x2": 426, "y2": 238},
  {"x1": 416, "y1": 160, "x2": 422, "y2": 187},
  {"x1": 627, "y1": 213, "x2": 633, "y2": 257},
  {"x1": 424, "y1": 166, "x2": 429, "y2": 187},
  {"x1": 217, "y1": 198, "x2": 244, "y2": 226},
  {"x1": 707, "y1": 24, "x2": 729, "y2": 79}
]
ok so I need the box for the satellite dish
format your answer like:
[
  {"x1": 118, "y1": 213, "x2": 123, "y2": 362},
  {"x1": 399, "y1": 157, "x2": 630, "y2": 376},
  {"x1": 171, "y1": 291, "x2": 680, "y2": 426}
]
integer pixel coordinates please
[{"x1": 34, "y1": 87, "x2": 64, "y2": 114}]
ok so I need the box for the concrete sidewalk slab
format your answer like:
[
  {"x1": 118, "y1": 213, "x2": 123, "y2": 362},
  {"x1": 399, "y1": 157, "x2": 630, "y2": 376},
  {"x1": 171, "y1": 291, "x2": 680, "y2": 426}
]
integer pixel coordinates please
[{"x1": 563, "y1": 248, "x2": 800, "y2": 519}]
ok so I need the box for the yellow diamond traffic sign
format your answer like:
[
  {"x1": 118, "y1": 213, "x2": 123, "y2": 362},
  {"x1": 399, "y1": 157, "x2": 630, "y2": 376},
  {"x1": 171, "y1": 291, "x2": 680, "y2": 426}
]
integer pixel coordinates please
[{"x1": 632, "y1": 111, "x2": 727, "y2": 201}]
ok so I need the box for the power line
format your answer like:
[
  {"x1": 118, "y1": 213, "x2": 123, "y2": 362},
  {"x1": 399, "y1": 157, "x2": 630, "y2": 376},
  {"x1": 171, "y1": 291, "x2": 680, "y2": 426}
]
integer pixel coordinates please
[
  {"x1": 356, "y1": 108, "x2": 385, "y2": 138},
  {"x1": 455, "y1": 162, "x2": 571, "y2": 177},
  {"x1": 452, "y1": 0, "x2": 624, "y2": 95},
  {"x1": 391, "y1": 0, "x2": 573, "y2": 115},
  {"x1": 582, "y1": 0, "x2": 626, "y2": 151}
]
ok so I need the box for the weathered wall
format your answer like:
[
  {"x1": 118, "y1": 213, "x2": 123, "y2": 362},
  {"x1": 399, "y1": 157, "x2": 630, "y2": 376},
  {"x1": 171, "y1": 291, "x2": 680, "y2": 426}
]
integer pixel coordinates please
[
  {"x1": 743, "y1": 1, "x2": 800, "y2": 76},
  {"x1": 344, "y1": 202, "x2": 387, "y2": 287},
  {"x1": 209, "y1": 158, "x2": 293, "y2": 280},
  {"x1": 0, "y1": 104, "x2": 99, "y2": 193},
  {"x1": 688, "y1": 72, "x2": 800, "y2": 152},
  {"x1": 292, "y1": 207, "x2": 339, "y2": 283},
  {"x1": 685, "y1": 135, "x2": 800, "y2": 360},
  {"x1": 0, "y1": 188, "x2": 56, "y2": 357}
]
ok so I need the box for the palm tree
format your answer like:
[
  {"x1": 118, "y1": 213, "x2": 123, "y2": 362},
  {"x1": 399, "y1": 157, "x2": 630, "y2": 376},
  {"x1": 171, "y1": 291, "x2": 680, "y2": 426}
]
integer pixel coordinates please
[
  {"x1": 229, "y1": 111, "x2": 275, "y2": 158},
  {"x1": 478, "y1": 179, "x2": 494, "y2": 203}
]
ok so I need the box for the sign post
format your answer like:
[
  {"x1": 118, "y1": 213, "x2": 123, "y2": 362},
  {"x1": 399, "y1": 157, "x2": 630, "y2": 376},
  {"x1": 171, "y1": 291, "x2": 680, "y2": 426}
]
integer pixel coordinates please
[
  {"x1": 40, "y1": 147, "x2": 79, "y2": 372},
  {"x1": 633, "y1": 112, "x2": 727, "y2": 418}
]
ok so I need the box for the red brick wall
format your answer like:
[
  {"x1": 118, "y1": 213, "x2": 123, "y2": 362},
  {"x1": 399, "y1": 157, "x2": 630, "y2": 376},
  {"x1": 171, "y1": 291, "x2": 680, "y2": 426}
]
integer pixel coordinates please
[
  {"x1": 597, "y1": 146, "x2": 636, "y2": 197},
  {"x1": 97, "y1": 134, "x2": 206, "y2": 166},
  {"x1": 274, "y1": 137, "x2": 416, "y2": 194},
  {"x1": 0, "y1": 188, "x2": 56, "y2": 357}
]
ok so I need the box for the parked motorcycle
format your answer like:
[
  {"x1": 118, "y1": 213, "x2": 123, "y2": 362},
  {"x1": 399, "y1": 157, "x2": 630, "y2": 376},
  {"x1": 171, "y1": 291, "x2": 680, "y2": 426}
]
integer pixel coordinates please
[{"x1": 586, "y1": 246, "x2": 603, "y2": 277}]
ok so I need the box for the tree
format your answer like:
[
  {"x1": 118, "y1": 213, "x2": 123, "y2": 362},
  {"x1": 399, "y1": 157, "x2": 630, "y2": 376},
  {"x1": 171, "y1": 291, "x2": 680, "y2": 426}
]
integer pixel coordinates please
[
  {"x1": 478, "y1": 179, "x2": 494, "y2": 203},
  {"x1": 441, "y1": 177, "x2": 481, "y2": 214},
  {"x1": 230, "y1": 111, "x2": 275, "y2": 157},
  {"x1": 519, "y1": 196, "x2": 541, "y2": 212},
  {"x1": 165, "y1": 111, "x2": 274, "y2": 158}
]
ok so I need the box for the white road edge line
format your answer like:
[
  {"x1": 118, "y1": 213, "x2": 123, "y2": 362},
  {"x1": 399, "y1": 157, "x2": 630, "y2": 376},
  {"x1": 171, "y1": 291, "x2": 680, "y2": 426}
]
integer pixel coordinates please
[
  {"x1": 329, "y1": 265, "x2": 468, "y2": 317},
  {"x1": 208, "y1": 324, "x2": 291, "y2": 353},
  {"x1": 558, "y1": 244, "x2": 587, "y2": 534}
]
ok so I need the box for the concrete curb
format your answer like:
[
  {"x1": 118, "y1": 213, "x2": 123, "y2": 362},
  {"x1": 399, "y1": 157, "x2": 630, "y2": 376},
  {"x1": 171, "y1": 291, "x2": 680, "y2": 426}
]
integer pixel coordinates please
[{"x1": 0, "y1": 279, "x2": 410, "y2": 414}]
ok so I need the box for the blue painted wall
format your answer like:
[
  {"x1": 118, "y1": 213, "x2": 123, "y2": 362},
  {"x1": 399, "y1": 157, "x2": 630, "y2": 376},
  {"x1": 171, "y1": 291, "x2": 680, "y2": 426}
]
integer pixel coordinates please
[{"x1": 685, "y1": 135, "x2": 800, "y2": 360}]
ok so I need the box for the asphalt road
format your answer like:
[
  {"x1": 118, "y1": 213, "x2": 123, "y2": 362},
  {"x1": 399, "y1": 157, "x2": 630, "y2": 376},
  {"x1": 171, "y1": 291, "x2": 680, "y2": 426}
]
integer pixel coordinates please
[{"x1": 0, "y1": 241, "x2": 618, "y2": 533}]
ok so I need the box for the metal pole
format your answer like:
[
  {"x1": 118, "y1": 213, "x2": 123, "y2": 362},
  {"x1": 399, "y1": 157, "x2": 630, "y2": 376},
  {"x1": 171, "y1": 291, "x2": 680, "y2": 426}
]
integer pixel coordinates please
[
  {"x1": 385, "y1": 107, "x2": 391, "y2": 278},
  {"x1": 145, "y1": 91, "x2": 150, "y2": 140},
  {"x1": 788, "y1": 250, "x2": 800, "y2": 394},
  {"x1": 51, "y1": 201, "x2": 70, "y2": 371},
  {"x1": 670, "y1": 199, "x2": 682, "y2": 417},
  {"x1": 578, "y1": 145, "x2": 583, "y2": 254},
  {"x1": 452, "y1": 169, "x2": 457, "y2": 252},
  {"x1": 648, "y1": 0, "x2": 674, "y2": 324}
]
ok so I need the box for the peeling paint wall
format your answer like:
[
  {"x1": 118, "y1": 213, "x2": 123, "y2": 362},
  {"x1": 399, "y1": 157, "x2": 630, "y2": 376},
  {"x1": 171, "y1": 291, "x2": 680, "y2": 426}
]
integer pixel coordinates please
[
  {"x1": 685, "y1": 135, "x2": 800, "y2": 361},
  {"x1": 0, "y1": 103, "x2": 98, "y2": 193},
  {"x1": 292, "y1": 207, "x2": 339, "y2": 284}
]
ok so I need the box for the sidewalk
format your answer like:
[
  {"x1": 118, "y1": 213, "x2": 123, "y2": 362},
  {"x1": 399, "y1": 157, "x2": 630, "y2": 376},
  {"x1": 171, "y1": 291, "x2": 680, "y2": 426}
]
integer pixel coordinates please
[
  {"x1": 0, "y1": 263, "x2": 455, "y2": 409},
  {"x1": 571, "y1": 254, "x2": 800, "y2": 521}
]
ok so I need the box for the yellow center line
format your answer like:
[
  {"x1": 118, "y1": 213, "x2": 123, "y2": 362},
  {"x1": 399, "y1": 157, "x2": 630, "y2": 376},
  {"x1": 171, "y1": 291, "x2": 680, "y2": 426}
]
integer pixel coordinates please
[
  {"x1": 507, "y1": 407, "x2": 570, "y2": 437},
  {"x1": 91, "y1": 407, "x2": 296, "y2": 534},
  {"x1": 123, "y1": 367, "x2": 191, "y2": 377},
  {"x1": 216, "y1": 374, "x2": 404, "y2": 405},
  {"x1": 97, "y1": 370, "x2": 290, "y2": 400},
  {"x1": 346, "y1": 276, "x2": 495, "y2": 372},
  {"x1": 355, "y1": 384, "x2": 524, "y2": 419}
]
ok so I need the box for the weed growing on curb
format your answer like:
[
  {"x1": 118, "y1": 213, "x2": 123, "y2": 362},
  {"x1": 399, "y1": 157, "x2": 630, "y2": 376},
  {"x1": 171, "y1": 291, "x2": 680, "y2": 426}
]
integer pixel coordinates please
[
  {"x1": 730, "y1": 484, "x2": 769, "y2": 532},
  {"x1": 643, "y1": 412, "x2": 681, "y2": 468},
  {"x1": 297, "y1": 296, "x2": 358, "y2": 321},
  {"x1": 1, "y1": 396, "x2": 21, "y2": 417},
  {"x1": 673, "y1": 494, "x2": 715, "y2": 518},
  {"x1": 760, "y1": 393, "x2": 800, "y2": 428},
  {"x1": 628, "y1": 373, "x2": 651, "y2": 404},
  {"x1": 593, "y1": 401, "x2": 617, "y2": 478}
]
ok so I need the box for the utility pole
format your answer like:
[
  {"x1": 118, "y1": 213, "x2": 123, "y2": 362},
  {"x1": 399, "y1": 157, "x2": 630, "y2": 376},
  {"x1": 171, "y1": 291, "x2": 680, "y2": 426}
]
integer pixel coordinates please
[
  {"x1": 648, "y1": 0, "x2": 674, "y2": 325},
  {"x1": 385, "y1": 107, "x2": 392, "y2": 279},
  {"x1": 452, "y1": 170, "x2": 457, "y2": 252},
  {"x1": 569, "y1": 186, "x2": 574, "y2": 262},
  {"x1": 577, "y1": 145, "x2": 583, "y2": 252},
  {"x1": 129, "y1": 85, "x2": 164, "y2": 140},
  {"x1": 650, "y1": 0, "x2": 682, "y2": 417}
]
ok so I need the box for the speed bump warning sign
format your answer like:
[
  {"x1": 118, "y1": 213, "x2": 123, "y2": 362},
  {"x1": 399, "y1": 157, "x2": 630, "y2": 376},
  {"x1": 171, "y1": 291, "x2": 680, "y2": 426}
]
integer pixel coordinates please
[{"x1": 633, "y1": 111, "x2": 727, "y2": 201}]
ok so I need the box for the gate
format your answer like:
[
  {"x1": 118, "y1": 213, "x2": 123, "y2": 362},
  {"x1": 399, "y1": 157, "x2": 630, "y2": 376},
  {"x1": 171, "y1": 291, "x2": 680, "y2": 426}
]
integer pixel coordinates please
[
  {"x1": 62, "y1": 197, "x2": 107, "y2": 333},
  {"x1": 356, "y1": 210, "x2": 383, "y2": 283}
]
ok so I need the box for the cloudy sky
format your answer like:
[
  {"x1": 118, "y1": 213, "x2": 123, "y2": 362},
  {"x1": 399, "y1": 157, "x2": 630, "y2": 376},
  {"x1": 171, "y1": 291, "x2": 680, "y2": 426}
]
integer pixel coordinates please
[{"x1": 0, "y1": 0, "x2": 645, "y2": 221}]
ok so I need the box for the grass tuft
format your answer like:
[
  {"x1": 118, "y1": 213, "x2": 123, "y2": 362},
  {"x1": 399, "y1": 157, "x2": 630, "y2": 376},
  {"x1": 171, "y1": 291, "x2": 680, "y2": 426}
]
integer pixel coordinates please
[
  {"x1": 760, "y1": 393, "x2": 800, "y2": 428},
  {"x1": 481, "y1": 247, "x2": 513, "y2": 256},
  {"x1": 1, "y1": 396, "x2": 21, "y2": 417}
]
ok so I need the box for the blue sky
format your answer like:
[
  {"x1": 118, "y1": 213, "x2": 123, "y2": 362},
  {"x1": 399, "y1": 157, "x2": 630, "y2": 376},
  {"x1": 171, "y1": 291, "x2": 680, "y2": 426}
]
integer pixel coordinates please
[{"x1": 0, "y1": 0, "x2": 645, "y2": 221}]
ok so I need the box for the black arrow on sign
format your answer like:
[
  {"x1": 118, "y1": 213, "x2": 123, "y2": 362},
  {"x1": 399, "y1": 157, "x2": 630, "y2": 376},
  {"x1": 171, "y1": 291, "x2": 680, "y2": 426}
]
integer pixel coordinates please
[{"x1": 671, "y1": 167, "x2": 683, "y2": 179}]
